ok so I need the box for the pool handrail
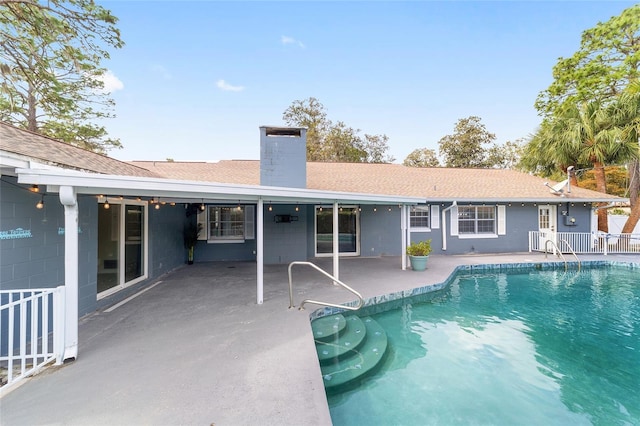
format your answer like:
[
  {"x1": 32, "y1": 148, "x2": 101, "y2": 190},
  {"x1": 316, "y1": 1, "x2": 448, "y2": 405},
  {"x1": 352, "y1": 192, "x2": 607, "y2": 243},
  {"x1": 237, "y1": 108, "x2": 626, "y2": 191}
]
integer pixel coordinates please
[
  {"x1": 288, "y1": 261, "x2": 364, "y2": 311},
  {"x1": 544, "y1": 239, "x2": 581, "y2": 271}
]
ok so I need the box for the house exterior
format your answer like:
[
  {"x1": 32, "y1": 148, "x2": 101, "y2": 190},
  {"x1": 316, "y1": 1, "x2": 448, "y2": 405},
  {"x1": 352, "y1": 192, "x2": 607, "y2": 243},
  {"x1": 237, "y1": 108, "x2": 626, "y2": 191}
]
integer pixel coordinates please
[{"x1": 0, "y1": 122, "x2": 624, "y2": 363}]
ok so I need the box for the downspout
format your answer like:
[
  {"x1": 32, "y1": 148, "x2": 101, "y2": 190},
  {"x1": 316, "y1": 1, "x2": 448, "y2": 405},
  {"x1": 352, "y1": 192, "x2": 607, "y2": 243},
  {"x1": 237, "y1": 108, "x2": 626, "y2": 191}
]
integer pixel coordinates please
[
  {"x1": 59, "y1": 186, "x2": 78, "y2": 362},
  {"x1": 441, "y1": 201, "x2": 457, "y2": 251}
]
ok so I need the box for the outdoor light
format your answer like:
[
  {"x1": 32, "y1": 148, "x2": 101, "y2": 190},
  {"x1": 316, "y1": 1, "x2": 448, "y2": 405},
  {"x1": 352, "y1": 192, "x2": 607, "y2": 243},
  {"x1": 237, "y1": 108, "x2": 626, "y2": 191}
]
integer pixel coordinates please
[
  {"x1": 104, "y1": 200, "x2": 110, "y2": 209},
  {"x1": 268, "y1": 204, "x2": 273, "y2": 212},
  {"x1": 295, "y1": 204, "x2": 299, "y2": 212},
  {"x1": 155, "y1": 203, "x2": 160, "y2": 210},
  {"x1": 30, "y1": 185, "x2": 40, "y2": 193},
  {"x1": 373, "y1": 207, "x2": 377, "y2": 212},
  {"x1": 36, "y1": 196, "x2": 44, "y2": 209},
  {"x1": 200, "y1": 201, "x2": 205, "y2": 211}
]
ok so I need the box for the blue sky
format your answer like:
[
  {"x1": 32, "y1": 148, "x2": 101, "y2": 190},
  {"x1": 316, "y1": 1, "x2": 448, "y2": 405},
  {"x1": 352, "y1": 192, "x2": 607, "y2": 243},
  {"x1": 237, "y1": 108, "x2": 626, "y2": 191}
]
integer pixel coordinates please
[{"x1": 101, "y1": 1, "x2": 637, "y2": 163}]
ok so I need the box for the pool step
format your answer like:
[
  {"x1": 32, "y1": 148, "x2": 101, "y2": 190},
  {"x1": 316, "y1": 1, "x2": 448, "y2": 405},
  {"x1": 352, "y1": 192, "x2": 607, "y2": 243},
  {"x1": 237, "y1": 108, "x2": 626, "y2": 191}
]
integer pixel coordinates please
[
  {"x1": 312, "y1": 314, "x2": 388, "y2": 391},
  {"x1": 315, "y1": 315, "x2": 367, "y2": 362}
]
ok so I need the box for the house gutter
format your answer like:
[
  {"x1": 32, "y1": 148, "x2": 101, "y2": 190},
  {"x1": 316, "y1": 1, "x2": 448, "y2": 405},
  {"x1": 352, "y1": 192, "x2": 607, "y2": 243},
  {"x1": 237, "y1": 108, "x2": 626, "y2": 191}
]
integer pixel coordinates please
[{"x1": 441, "y1": 201, "x2": 457, "y2": 251}]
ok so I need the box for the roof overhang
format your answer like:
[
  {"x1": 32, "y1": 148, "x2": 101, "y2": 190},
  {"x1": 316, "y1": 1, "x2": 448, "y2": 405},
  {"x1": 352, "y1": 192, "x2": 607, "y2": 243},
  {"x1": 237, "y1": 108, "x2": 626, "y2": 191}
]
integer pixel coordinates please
[
  {"x1": 426, "y1": 196, "x2": 629, "y2": 204},
  {"x1": 15, "y1": 167, "x2": 424, "y2": 205}
]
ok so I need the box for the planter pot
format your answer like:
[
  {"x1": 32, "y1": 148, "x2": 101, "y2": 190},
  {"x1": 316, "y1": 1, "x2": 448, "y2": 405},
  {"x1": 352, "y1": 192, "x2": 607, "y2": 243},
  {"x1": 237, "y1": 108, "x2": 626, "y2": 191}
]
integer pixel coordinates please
[
  {"x1": 187, "y1": 260, "x2": 194, "y2": 265},
  {"x1": 409, "y1": 255, "x2": 429, "y2": 271}
]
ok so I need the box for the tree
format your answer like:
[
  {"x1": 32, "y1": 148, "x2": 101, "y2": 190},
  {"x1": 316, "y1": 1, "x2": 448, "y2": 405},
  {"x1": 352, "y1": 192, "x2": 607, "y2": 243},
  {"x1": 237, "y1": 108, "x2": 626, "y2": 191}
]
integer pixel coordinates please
[
  {"x1": 438, "y1": 116, "x2": 496, "y2": 168},
  {"x1": 403, "y1": 148, "x2": 440, "y2": 167},
  {"x1": 542, "y1": 100, "x2": 636, "y2": 232},
  {"x1": 611, "y1": 82, "x2": 640, "y2": 233},
  {"x1": 282, "y1": 97, "x2": 394, "y2": 163},
  {"x1": 0, "y1": 0, "x2": 124, "y2": 153},
  {"x1": 282, "y1": 97, "x2": 328, "y2": 161},
  {"x1": 486, "y1": 139, "x2": 524, "y2": 170},
  {"x1": 535, "y1": 4, "x2": 640, "y2": 118},
  {"x1": 519, "y1": 120, "x2": 586, "y2": 183},
  {"x1": 579, "y1": 166, "x2": 628, "y2": 197},
  {"x1": 534, "y1": 4, "x2": 640, "y2": 220},
  {"x1": 361, "y1": 134, "x2": 395, "y2": 163}
]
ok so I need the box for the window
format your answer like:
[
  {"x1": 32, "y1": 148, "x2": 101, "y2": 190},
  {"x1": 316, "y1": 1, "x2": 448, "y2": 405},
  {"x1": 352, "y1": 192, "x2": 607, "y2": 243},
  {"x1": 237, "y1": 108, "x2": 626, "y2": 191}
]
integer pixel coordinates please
[
  {"x1": 208, "y1": 206, "x2": 245, "y2": 240},
  {"x1": 410, "y1": 206, "x2": 430, "y2": 228},
  {"x1": 458, "y1": 206, "x2": 495, "y2": 234},
  {"x1": 204, "y1": 205, "x2": 255, "y2": 242}
]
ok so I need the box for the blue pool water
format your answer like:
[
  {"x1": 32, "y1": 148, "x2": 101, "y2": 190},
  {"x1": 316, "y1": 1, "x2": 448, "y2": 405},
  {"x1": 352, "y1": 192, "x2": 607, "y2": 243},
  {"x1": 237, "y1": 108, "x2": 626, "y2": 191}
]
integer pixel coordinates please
[{"x1": 327, "y1": 267, "x2": 640, "y2": 425}]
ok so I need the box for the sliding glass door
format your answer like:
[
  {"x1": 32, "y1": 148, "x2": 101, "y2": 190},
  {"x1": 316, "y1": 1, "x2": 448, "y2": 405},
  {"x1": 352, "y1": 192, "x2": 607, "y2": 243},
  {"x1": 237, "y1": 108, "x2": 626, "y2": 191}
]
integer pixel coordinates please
[
  {"x1": 97, "y1": 200, "x2": 147, "y2": 298},
  {"x1": 315, "y1": 206, "x2": 360, "y2": 256}
]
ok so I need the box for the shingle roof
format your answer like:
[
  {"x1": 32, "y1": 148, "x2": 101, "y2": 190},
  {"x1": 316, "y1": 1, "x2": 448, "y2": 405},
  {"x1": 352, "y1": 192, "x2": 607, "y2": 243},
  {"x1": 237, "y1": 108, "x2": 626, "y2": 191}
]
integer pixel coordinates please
[
  {"x1": 0, "y1": 122, "x2": 158, "y2": 178},
  {"x1": 129, "y1": 160, "x2": 621, "y2": 201}
]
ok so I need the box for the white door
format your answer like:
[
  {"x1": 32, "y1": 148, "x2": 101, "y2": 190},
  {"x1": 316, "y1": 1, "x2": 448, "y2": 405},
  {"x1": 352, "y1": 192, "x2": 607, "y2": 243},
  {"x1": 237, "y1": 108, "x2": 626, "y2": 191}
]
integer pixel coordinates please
[{"x1": 538, "y1": 204, "x2": 557, "y2": 251}]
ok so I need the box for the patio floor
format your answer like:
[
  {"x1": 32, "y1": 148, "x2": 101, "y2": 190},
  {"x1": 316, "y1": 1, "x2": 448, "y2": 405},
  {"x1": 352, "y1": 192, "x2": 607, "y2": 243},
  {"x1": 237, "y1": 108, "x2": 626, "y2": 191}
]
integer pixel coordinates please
[{"x1": 1, "y1": 252, "x2": 636, "y2": 425}]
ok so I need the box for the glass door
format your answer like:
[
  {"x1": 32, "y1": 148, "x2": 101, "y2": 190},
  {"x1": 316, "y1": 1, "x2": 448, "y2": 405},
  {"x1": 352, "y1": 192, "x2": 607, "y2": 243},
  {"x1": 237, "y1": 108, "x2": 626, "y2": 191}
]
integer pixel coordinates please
[
  {"x1": 97, "y1": 200, "x2": 147, "y2": 298},
  {"x1": 315, "y1": 206, "x2": 360, "y2": 256}
]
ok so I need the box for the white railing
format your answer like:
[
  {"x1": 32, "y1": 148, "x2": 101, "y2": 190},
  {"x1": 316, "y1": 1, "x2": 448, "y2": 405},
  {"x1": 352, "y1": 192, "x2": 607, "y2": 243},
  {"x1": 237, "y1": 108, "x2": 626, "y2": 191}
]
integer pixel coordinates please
[
  {"x1": 529, "y1": 231, "x2": 640, "y2": 254},
  {"x1": 1, "y1": 286, "x2": 65, "y2": 394}
]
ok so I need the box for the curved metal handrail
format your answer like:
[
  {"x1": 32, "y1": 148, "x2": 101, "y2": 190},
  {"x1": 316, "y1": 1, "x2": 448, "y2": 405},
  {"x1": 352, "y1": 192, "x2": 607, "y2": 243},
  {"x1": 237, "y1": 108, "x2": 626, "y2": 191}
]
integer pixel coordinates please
[
  {"x1": 288, "y1": 261, "x2": 364, "y2": 311},
  {"x1": 545, "y1": 239, "x2": 568, "y2": 271},
  {"x1": 544, "y1": 239, "x2": 580, "y2": 271},
  {"x1": 559, "y1": 238, "x2": 581, "y2": 271}
]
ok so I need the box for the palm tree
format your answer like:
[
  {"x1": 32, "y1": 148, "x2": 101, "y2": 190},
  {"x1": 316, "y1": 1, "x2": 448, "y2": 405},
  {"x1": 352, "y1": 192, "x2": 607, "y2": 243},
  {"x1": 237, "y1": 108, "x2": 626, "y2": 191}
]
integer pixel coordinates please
[{"x1": 526, "y1": 100, "x2": 637, "y2": 232}]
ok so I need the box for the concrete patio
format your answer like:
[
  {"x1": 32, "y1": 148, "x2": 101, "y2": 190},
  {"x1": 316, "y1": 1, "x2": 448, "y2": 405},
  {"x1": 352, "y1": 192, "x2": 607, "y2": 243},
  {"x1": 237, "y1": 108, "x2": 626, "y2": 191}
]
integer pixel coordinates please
[{"x1": 1, "y1": 252, "x2": 636, "y2": 425}]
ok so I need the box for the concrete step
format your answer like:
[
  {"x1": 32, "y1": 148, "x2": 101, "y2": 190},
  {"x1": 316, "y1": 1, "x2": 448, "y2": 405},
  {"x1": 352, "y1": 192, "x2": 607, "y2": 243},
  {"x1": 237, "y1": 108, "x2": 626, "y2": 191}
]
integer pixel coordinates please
[
  {"x1": 315, "y1": 315, "x2": 366, "y2": 363},
  {"x1": 318, "y1": 316, "x2": 388, "y2": 391}
]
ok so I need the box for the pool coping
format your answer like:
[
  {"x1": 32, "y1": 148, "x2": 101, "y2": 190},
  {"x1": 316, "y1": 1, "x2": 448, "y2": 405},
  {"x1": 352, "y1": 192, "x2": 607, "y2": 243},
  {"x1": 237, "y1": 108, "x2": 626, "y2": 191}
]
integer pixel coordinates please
[{"x1": 309, "y1": 260, "x2": 640, "y2": 321}]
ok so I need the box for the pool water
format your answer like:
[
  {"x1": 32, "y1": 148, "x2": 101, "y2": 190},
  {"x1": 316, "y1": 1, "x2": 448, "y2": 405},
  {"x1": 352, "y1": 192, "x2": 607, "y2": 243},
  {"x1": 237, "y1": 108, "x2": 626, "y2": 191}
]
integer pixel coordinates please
[{"x1": 327, "y1": 267, "x2": 640, "y2": 425}]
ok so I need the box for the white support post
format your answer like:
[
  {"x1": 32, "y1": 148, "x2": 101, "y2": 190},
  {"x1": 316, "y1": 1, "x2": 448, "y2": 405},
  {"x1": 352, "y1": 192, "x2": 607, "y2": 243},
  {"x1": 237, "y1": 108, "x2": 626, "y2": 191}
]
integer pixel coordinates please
[
  {"x1": 59, "y1": 186, "x2": 78, "y2": 361},
  {"x1": 256, "y1": 198, "x2": 264, "y2": 304},
  {"x1": 333, "y1": 201, "x2": 339, "y2": 281},
  {"x1": 401, "y1": 205, "x2": 407, "y2": 270}
]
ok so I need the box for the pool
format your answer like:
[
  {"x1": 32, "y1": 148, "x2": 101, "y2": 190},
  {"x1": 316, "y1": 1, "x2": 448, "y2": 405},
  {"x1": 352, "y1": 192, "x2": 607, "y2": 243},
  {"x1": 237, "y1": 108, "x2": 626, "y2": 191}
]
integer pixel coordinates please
[{"x1": 323, "y1": 265, "x2": 640, "y2": 425}]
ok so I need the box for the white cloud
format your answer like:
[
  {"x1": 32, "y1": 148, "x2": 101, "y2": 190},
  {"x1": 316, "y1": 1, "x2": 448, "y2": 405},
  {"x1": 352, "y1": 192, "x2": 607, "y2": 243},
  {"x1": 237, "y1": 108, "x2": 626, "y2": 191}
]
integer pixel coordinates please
[
  {"x1": 150, "y1": 64, "x2": 172, "y2": 80},
  {"x1": 281, "y1": 35, "x2": 305, "y2": 49},
  {"x1": 97, "y1": 70, "x2": 124, "y2": 93},
  {"x1": 216, "y1": 79, "x2": 245, "y2": 92}
]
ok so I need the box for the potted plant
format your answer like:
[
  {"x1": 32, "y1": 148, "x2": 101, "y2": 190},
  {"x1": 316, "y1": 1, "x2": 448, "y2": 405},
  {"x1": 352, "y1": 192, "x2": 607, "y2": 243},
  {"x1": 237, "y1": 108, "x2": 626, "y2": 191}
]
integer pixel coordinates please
[
  {"x1": 406, "y1": 239, "x2": 432, "y2": 271},
  {"x1": 183, "y1": 221, "x2": 202, "y2": 265}
]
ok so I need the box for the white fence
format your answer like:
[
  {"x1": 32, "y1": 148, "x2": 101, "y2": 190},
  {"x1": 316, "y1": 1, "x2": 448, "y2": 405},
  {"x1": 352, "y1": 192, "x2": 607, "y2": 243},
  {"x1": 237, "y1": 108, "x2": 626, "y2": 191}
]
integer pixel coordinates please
[
  {"x1": 529, "y1": 231, "x2": 640, "y2": 254},
  {"x1": 1, "y1": 286, "x2": 65, "y2": 393}
]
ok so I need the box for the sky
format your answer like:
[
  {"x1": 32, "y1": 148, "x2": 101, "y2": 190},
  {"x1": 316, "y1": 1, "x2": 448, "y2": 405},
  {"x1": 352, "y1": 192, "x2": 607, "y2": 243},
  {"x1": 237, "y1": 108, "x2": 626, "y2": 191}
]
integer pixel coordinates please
[{"x1": 100, "y1": 0, "x2": 637, "y2": 164}]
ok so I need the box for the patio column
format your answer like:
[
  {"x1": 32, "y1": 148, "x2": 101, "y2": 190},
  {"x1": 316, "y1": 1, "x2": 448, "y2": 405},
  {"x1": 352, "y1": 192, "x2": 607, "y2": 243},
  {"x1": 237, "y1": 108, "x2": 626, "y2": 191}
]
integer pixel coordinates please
[
  {"x1": 59, "y1": 186, "x2": 78, "y2": 361},
  {"x1": 401, "y1": 204, "x2": 407, "y2": 270},
  {"x1": 256, "y1": 198, "x2": 264, "y2": 304},
  {"x1": 333, "y1": 201, "x2": 339, "y2": 281}
]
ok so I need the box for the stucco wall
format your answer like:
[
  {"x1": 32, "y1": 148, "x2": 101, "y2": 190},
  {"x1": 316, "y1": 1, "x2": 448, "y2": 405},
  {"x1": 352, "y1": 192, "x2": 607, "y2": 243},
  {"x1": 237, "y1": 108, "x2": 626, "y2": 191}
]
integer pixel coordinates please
[
  {"x1": 411, "y1": 203, "x2": 595, "y2": 255},
  {"x1": 148, "y1": 204, "x2": 188, "y2": 276},
  {"x1": 360, "y1": 207, "x2": 402, "y2": 256},
  {"x1": 0, "y1": 177, "x2": 65, "y2": 291}
]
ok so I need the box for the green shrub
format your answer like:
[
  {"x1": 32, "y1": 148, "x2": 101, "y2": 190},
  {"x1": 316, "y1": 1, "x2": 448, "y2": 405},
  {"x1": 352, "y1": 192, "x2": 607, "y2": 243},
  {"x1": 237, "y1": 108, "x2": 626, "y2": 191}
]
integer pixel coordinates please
[{"x1": 406, "y1": 239, "x2": 432, "y2": 256}]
